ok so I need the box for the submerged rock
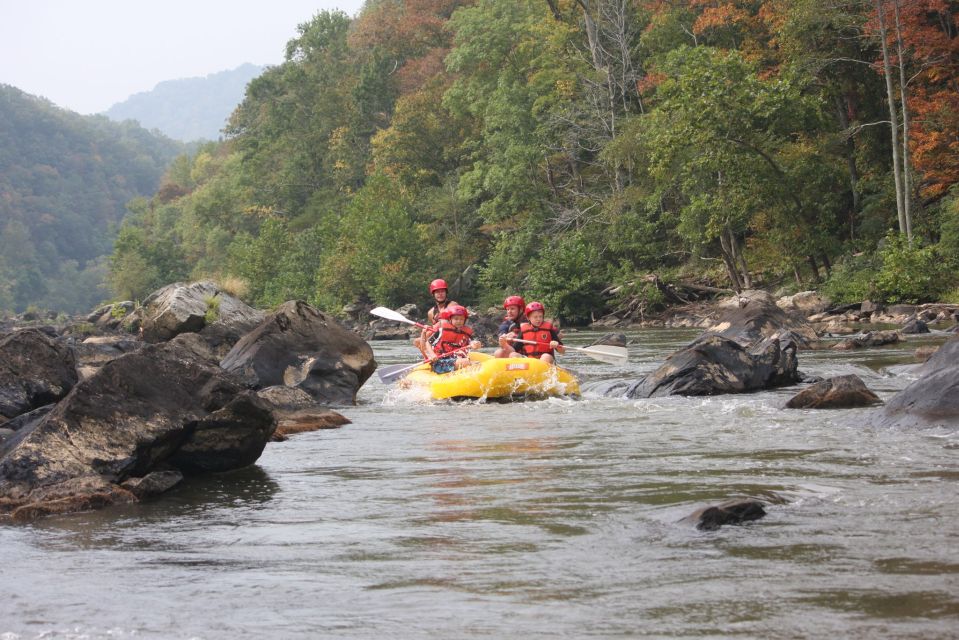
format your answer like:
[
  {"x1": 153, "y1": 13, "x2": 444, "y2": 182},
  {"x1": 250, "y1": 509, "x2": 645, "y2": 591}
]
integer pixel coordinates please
[
  {"x1": 832, "y1": 330, "x2": 901, "y2": 350},
  {"x1": 683, "y1": 500, "x2": 767, "y2": 531},
  {"x1": 785, "y1": 374, "x2": 881, "y2": 409},
  {"x1": 901, "y1": 317, "x2": 930, "y2": 334},
  {"x1": 0, "y1": 329, "x2": 77, "y2": 420},
  {"x1": 876, "y1": 336, "x2": 959, "y2": 429},
  {"x1": 623, "y1": 334, "x2": 799, "y2": 398},
  {"x1": 220, "y1": 300, "x2": 376, "y2": 405},
  {"x1": 589, "y1": 332, "x2": 628, "y2": 348}
]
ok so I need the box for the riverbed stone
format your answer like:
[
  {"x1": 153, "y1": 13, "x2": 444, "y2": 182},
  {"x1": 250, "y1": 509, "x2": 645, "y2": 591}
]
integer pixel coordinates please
[
  {"x1": 0, "y1": 329, "x2": 78, "y2": 420},
  {"x1": 785, "y1": 374, "x2": 881, "y2": 409},
  {"x1": 901, "y1": 317, "x2": 930, "y2": 334},
  {"x1": 589, "y1": 332, "x2": 628, "y2": 348},
  {"x1": 777, "y1": 291, "x2": 830, "y2": 316},
  {"x1": 220, "y1": 300, "x2": 376, "y2": 405},
  {"x1": 623, "y1": 334, "x2": 799, "y2": 398},
  {"x1": 832, "y1": 330, "x2": 901, "y2": 350},
  {"x1": 683, "y1": 500, "x2": 767, "y2": 531},
  {"x1": 121, "y1": 470, "x2": 184, "y2": 498}
]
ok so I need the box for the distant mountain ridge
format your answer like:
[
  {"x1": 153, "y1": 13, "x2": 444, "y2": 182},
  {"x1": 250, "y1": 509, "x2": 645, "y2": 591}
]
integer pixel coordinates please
[
  {"x1": 104, "y1": 64, "x2": 264, "y2": 142},
  {"x1": 0, "y1": 84, "x2": 185, "y2": 313}
]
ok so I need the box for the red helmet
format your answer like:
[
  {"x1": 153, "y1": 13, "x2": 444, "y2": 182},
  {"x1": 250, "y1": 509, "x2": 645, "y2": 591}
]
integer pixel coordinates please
[
  {"x1": 503, "y1": 295, "x2": 525, "y2": 310},
  {"x1": 428, "y1": 278, "x2": 448, "y2": 294},
  {"x1": 447, "y1": 304, "x2": 468, "y2": 318},
  {"x1": 525, "y1": 301, "x2": 545, "y2": 315},
  {"x1": 438, "y1": 307, "x2": 453, "y2": 320}
]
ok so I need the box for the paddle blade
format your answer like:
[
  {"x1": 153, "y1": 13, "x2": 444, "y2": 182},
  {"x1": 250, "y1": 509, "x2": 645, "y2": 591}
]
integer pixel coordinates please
[
  {"x1": 574, "y1": 344, "x2": 628, "y2": 366},
  {"x1": 370, "y1": 306, "x2": 419, "y2": 325},
  {"x1": 377, "y1": 361, "x2": 423, "y2": 384}
]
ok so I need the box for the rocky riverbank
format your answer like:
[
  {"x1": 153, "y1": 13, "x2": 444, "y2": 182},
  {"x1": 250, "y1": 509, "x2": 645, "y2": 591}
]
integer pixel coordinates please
[{"x1": 0, "y1": 281, "x2": 376, "y2": 521}]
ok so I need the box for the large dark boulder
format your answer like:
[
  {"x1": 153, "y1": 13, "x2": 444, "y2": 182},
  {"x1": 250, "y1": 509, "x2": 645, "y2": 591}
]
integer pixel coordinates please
[
  {"x1": 623, "y1": 334, "x2": 799, "y2": 398},
  {"x1": 0, "y1": 329, "x2": 78, "y2": 420},
  {"x1": 138, "y1": 281, "x2": 265, "y2": 344},
  {"x1": 220, "y1": 300, "x2": 376, "y2": 405},
  {"x1": 0, "y1": 337, "x2": 275, "y2": 521},
  {"x1": 705, "y1": 290, "x2": 818, "y2": 347},
  {"x1": 785, "y1": 374, "x2": 882, "y2": 409},
  {"x1": 876, "y1": 336, "x2": 959, "y2": 429}
]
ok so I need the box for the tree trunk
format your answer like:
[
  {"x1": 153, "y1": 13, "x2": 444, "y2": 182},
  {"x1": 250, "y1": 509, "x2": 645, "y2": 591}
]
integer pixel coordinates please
[
  {"x1": 834, "y1": 93, "x2": 860, "y2": 239},
  {"x1": 793, "y1": 264, "x2": 803, "y2": 287},
  {"x1": 821, "y1": 253, "x2": 832, "y2": 277},
  {"x1": 807, "y1": 255, "x2": 821, "y2": 284},
  {"x1": 876, "y1": 0, "x2": 907, "y2": 236},
  {"x1": 893, "y1": 0, "x2": 913, "y2": 241},
  {"x1": 719, "y1": 233, "x2": 743, "y2": 292}
]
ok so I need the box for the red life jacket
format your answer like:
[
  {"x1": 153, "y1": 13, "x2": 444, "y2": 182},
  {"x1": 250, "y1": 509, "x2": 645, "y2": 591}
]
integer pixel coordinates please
[
  {"x1": 518, "y1": 321, "x2": 557, "y2": 356},
  {"x1": 433, "y1": 320, "x2": 473, "y2": 356}
]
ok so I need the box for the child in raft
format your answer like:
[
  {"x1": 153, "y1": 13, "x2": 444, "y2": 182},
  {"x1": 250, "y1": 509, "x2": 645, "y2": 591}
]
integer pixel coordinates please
[
  {"x1": 507, "y1": 301, "x2": 565, "y2": 364},
  {"x1": 424, "y1": 304, "x2": 482, "y2": 373},
  {"x1": 494, "y1": 295, "x2": 528, "y2": 358},
  {"x1": 414, "y1": 278, "x2": 458, "y2": 358}
]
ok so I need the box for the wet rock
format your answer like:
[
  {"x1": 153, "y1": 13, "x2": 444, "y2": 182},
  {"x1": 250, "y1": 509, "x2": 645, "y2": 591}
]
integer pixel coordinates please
[
  {"x1": 915, "y1": 345, "x2": 939, "y2": 362},
  {"x1": 705, "y1": 290, "x2": 818, "y2": 348},
  {"x1": 684, "y1": 500, "x2": 767, "y2": 531},
  {"x1": 2, "y1": 476, "x2": 137, "y2": 522},
  {"x1": 785, "y1": 374, "x2": 881, "y2": 409},
  {"x1": 861, "y1": 300, "x2": 880, "y2": 315},
  {"x1": 138, "y1": 281, "x2": 265, "y2": 344},
  {"x1": 0, "y1": 329, "x2": 78, "y2": 420},
  {"x1": 220, "y1": 300, "x2": 376, "y2": 406},
  {"x1": 901, "y1": 317, "x2": 930, "y2": 334},
  {"x1": 257, "y1": 386, "x2": 317, "y2": 411},
  {"x1": 121, "y1": 470, "x2": 184, "y2": 498},
  {"x1": 0, "y1": 338, "x2": 276, "y2": 521},
  {"x1": 589, "y1": 332, "x2": 628, "y2": 348},
  {"x1": 876, "y1": 336, "x2": 959, "y2": 429},
  {"x1": 622, "y1": 334, "x2": 799, "y2": 398},
  {"x1": 832, "y1": 330, "x2": 901, "y2": 350},
  {"x1": 273, "y1": 409, "x2": 351, "y2": 441},
  {"x1": 169, "y1": 393, "x2": 276, "y2": 473}
]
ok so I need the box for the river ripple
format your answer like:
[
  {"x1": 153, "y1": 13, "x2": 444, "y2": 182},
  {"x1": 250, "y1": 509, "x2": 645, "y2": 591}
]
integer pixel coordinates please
[{"x1": 1, "y1": 329, "x2": 957, "y2": 639}]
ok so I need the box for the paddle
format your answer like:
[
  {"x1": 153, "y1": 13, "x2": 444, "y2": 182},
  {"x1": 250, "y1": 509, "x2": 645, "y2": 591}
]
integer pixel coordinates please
[
  {"x1": 370, "y1": 306, "x2": 429, "y2": 329},
  {"x1": 377, "y1": 345, "x2": 474, "y2": 384},
  {"x1": 510, "y1": 338, "x2": 628, "y2": 366}
]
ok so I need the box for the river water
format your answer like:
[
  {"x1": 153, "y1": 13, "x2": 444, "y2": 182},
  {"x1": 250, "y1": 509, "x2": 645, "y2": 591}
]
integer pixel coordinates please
[{"x1": 2, "y1": 329, "x2": 957, "y2": 639}]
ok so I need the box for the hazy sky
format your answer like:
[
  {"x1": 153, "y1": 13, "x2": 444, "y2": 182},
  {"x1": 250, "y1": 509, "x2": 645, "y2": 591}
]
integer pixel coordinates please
[{"x1": 1, "y1": 0, "x2": 367, "y2": 115}]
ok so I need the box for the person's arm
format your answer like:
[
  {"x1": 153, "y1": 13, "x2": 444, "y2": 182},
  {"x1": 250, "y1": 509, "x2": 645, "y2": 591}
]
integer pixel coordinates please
[{"x1": 551, "y1": 327, "x2": 565, "y2": 354}]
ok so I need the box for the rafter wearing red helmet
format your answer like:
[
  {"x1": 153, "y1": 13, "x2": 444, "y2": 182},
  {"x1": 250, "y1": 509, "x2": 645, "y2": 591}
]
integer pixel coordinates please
[
  {"x1": 425, "y1": 304, "x2": 482, "y2": 373},
  {"x1": 494, "y1": 295, "x2": 528, "y2": 358},
  {"x1": 514, "y1": 301, "x2": 564, "y2": 364}
]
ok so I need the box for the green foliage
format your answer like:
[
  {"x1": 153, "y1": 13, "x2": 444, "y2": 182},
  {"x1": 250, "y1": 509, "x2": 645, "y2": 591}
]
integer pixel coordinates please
[
  {"x1": 525, "y1": 233, "x2": 604, "y2": 324},
  {"x1": 0, "y1": 85, "x2": 183, "y2": 313},
  {"x1": 874, "y1": 234, "x2": 950, "y2": 304},
  {"x1": 204, "y1": 295, "x2": 221, "y2": 324},
  {"x1": 821, "y1": 253, "x2": 879, "y2": 304},
  {"x1": 87, "y1": 0, "x2": 959, "y2": 320}
]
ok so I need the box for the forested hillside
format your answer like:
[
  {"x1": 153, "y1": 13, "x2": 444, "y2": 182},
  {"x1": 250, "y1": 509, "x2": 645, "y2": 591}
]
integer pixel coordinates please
[
  {"x1": 104, "y1": 64, "x2": 265, "y2": 142},
  {"x1": 0, "y1": 85, "x2": 184, "y2": 313},
  {"x1": 110, "y1": 0, "x2": 959, "y2": 323}
]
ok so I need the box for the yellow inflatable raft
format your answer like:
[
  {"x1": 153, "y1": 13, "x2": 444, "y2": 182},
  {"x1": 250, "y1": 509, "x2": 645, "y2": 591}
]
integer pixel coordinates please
[{"x1": 402, "y1": 352, "x2": 579, "y2": 400}]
